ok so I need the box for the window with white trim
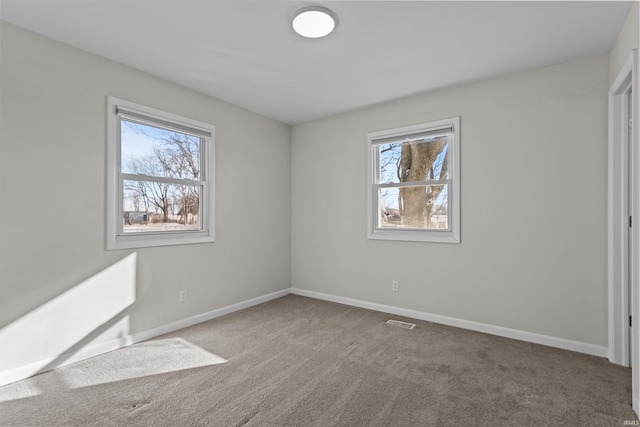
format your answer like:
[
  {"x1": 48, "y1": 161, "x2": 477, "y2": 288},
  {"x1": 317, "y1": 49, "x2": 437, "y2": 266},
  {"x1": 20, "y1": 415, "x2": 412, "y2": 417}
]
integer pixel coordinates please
[
  {"x1": 367, "y1": 117, "x2": 460, "y2": 243},
  {"x1": 106, "y1": 97, "x2": 215, "y2": 249}
]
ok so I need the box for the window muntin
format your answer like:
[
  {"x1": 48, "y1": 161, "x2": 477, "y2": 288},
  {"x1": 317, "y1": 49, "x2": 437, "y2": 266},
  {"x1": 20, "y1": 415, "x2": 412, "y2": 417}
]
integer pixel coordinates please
[
  {"x1": 107, "y1": 97, "x2": 215, "y2": 249},
  {"x1": 368, "y1": 117, "x2": 459, "y2": 243}
]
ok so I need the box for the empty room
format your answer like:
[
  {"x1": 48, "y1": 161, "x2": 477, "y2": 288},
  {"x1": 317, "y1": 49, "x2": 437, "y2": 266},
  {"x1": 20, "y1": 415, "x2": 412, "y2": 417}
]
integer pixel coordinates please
[{"x1": 2, "y1": 1, "x2": 640, "y2": 425}]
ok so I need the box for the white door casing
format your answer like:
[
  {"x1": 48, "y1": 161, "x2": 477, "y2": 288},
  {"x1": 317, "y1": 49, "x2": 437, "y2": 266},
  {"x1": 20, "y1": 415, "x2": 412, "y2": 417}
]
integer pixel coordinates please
[{"x1": 608, "y1": 48, "x2": 638, "y2": 415}]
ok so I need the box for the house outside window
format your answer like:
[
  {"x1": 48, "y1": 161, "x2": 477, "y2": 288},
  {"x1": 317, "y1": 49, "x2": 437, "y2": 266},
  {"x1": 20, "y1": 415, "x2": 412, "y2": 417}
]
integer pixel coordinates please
[
  {"x1": 106, "y1": 97, "x2": 215, "y2": 249},
  {"x1": 367, "y1": 117, "x2": 460, "y2": 243}
]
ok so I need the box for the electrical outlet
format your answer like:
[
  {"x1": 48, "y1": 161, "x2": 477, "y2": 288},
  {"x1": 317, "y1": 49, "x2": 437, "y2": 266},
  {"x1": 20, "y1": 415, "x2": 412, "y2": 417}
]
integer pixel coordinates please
[
  {"x1": 179, "y1": 290, "x2": 188, "y2": 303},
  {"x1": 392, "y1": 281, "x2": 399, "y2": 292}
]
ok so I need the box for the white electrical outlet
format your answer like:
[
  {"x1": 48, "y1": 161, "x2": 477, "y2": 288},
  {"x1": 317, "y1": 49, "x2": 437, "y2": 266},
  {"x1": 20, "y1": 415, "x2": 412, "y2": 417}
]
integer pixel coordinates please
[
  {"x1": 392, "y1": 281, "x2": 399, "y2": 292},
  {"x1": 179, "y1": 290, "x2": 188, "y2": 303}
]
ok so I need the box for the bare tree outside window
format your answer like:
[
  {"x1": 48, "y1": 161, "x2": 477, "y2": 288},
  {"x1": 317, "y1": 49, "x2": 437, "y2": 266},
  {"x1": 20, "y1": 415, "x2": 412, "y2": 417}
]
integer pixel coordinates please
[
  {"x1": 368, "y1": 117, "x2": 459, "y2": 243},
  {"x1": 121, "y1": 120, "x2": 203, "y2": 233},
  {"x1": 376, "y1": 135, "x2": 449, "y2": 229}
]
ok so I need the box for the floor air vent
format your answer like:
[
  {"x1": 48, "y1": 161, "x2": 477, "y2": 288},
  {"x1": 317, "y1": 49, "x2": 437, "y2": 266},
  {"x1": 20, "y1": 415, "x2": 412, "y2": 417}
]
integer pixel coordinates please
[{"x1": 386, "y1": 319, "x2": 416, "y2": 329}]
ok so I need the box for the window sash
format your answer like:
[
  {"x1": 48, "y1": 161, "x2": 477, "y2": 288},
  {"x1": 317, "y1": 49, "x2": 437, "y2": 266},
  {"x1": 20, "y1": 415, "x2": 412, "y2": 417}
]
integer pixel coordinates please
[
  {"x1": 117, "y1": 116, "x2": 208, "y2": 182},
  {"x1": 373, "y1": 135, "x2": 451, "y2": 185},
  {"x1": 119, "y1": 176, "x2": 206, "y2": 235},
  {"x1": 374, "y1": 184, "x2": 451, "y2": 232}
]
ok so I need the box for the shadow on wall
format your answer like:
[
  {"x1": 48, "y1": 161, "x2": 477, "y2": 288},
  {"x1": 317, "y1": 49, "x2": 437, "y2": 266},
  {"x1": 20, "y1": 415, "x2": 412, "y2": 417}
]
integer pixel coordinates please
[{"x1": 0, "y1": 253, "x2": 138, "y2": 385}]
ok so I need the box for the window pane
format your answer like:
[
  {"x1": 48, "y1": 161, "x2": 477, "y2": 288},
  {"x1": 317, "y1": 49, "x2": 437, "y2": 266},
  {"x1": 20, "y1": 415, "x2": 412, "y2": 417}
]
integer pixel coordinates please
[
  {"x1": 378, "y1": 185, "x2": 448, "y2": 229},
  {"x1": 121, "y1": 119, "x2": 201, "y2": 180},
  {"x1": 376, "y1": 136, "x2": 448, "y2": 184},
  {"x1": 378, "y1": 143, "x2": 403, "y2": 183},
  {"x1": 123, "y1": 180, "x2": 201, "y2": 233}
]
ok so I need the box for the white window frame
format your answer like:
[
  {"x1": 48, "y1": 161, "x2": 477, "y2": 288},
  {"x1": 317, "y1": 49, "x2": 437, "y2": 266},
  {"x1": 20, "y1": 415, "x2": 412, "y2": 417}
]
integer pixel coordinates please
[
  {"x1": 367, "y1": 117, "x2": 460, "y2": 243},
  {"x1": 106, "y1": 96, "x2": 215, "y2": 250}
]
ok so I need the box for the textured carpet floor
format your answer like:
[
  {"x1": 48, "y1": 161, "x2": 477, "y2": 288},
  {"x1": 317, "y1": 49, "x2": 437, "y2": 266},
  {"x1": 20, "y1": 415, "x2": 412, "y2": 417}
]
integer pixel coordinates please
[{"x1": 0, "y1": 295, "x2": 637, "y2": 426}]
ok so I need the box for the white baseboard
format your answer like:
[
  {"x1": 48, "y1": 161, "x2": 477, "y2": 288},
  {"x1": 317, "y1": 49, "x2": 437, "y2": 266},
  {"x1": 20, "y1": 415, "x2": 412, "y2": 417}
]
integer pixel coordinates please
[
  {"x1": 0, "y1": 288, "x2": 289, "y2": 387},
  {"x1": 129, "y1": 288, "x2": 290, "y2": 344},
  {"x1": 0, "y1": 286, "x2": 609, "y2": 387},
  {"x1": 290, "y1": 288, "x2": 608, "y2": 358}
]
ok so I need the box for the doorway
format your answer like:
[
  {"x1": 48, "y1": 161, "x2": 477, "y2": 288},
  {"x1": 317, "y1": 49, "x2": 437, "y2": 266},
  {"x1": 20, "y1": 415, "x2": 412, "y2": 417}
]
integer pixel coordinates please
[{"x1": 609, "y1": 49, "x2": 637, "y2": 414}]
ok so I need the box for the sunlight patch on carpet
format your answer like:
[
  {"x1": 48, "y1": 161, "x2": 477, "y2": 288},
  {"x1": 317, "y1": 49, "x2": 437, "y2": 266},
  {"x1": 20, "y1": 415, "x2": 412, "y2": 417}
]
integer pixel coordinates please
[
  {"x1": 0, "y1": 382, "x2": 42, "y2": 402},
  {"x1": 59, "y1": 337, "x2": 227, "y2": 388}
]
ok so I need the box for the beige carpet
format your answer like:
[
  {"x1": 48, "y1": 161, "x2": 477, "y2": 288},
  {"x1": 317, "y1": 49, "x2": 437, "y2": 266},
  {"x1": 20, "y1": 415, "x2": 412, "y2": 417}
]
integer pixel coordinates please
[{"x1": 0, "y1": 295, "x2": 637, "y2": 426}]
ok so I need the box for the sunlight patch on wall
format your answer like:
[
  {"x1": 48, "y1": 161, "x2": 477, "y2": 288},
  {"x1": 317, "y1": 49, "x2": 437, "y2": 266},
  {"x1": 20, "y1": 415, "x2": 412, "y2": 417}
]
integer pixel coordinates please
[
  {"x1": 0, "y1": 254, "x2": 137, "y2": 375},
  {"x1": 59, "y1": 337, "x2": 227, "y2": 388}
]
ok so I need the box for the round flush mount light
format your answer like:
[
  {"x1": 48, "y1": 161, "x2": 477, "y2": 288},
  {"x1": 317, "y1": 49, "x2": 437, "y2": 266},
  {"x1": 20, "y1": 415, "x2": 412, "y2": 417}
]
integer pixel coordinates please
[{"x1": 292, "y1": 6, "x2": 338, "y2": 38}]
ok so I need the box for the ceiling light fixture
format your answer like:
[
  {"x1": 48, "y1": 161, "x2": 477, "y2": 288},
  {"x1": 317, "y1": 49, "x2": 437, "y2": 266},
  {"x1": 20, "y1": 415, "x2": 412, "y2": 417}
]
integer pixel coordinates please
[{"x1": 292, "y1": 6, "x2": 338, "y2": 39}]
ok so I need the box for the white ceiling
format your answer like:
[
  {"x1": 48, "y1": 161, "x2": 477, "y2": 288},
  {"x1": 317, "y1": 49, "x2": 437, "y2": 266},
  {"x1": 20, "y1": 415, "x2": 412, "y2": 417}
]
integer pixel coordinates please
[{"x1": 0, "y1": 1, "x2": 633, "y2": 125}]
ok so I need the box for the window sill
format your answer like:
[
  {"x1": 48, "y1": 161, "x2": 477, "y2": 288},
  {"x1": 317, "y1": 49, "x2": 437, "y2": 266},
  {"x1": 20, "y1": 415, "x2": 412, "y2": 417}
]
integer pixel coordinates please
[
  {"x1": 107, "y1": 232, "x2": 215, "y2": 250},
  {"x1": 368, "y1": 229, "x2": 460, "y2": 243}
]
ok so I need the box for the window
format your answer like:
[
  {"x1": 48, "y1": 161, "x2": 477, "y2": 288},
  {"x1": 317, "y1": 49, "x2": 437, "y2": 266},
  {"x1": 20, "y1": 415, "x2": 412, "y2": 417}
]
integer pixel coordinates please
[
  {"x1": 106, "y1": 97, "x2": 215, "y2": 249},
  {"x1": 367, "y1": 117, "x2": 460, "y2": 243}
]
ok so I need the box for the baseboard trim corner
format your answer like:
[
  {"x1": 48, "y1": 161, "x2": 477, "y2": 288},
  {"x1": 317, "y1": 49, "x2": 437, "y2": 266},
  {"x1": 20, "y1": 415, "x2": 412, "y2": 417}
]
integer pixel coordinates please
[
  {"x1": 131, "y1": 288, "x2": 290, "y2": 344},
  {"x1": 289, "y1": 288, "x2": 608, "y2": 358}
]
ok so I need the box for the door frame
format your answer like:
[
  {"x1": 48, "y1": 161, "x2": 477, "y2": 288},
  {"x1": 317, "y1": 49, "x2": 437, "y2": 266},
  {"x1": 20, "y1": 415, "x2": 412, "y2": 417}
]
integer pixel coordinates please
[{"x1": 608, "y1": 49, "x2": 638, "y2": 413}]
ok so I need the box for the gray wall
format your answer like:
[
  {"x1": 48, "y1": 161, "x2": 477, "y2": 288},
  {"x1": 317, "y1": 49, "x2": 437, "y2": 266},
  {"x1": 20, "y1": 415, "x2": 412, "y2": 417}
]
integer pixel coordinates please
[
  {"x1": 291, "y1": 55, "x2": 610, "y2": 347},
  {"x1": 0, "y1": 22, "x2": 291, "y2": 373},
  {"x1": 609, "y1": 1, "x2": 638, "y2": 85}
]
